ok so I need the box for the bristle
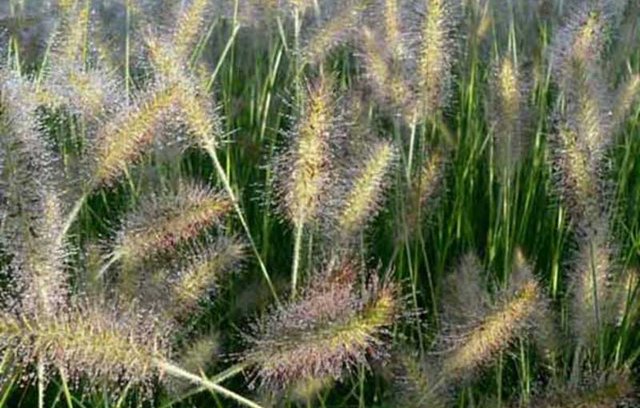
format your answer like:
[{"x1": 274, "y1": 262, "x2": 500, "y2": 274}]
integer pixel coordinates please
[
  {"x1": 115, "y1": 182, "x2": 231, "y2": 265},
  {"x1": 51, "y1": 0, "x2": 90, "y2": 68},
  {"x1": 173, "y1": 0, "x2": 210, "y2": 62},
  {"x1": 612, "y1": 73, "x2": 640, "y2": 130},
  {"x1": 533, "y1": 370, "x2": 636, "y2": 408},
  {"x1": 278, "y1": 77, "x2": 335, "y2": 228},
  {"x1": 175, "y1": 81, "x2": 224, "y2": 153},
  {"x1": 167, "y1": 238, "x2": 245, "y2": 319},
  {"x1": 382, "y1": 0, "x2": 403, "y2": 58},
  {"x1": 550, "y1": 124, "x2": 600, "y2": 222},
  {"x1": 393, "y1": 352, "x2": 444, "y2": 408},
  {"x1": 0, "y1": 72, "x2": 68, "y2": 318},
  {"x1": 358, "y1": 26, "x2": 413, "y2": 117},
  {"x1": 489, "y1": 56, "x2": 529, "y2": 174},
  {"x1": 402, "y1": 150, "x2": 446, "y2": 239},
  {"x1": 301, "y1": 0, "x2": 370, "y2": 67},
  {"x1": 570, "y1": 218, "x2": 618, "y2": 346},
  {"x1": 440, "y1": 252, "x2": 489, "y2": 326},
  {"x1": 244, "y1": 264, "x2": 397, "y2": 391},
  {"x1": 552, "y1": 4, "x2": 609, "y2": 85},
  {"x1": 92, "y1": 86, "x2": 178, "y2": 186},
  {"x1": 180, "y1": 333, "x2": 219, "y2": 372},
  {"x1": 288, "y1": 376, "x2": 334, "y2": 402},
  {"x1": 4, "y1": 303, "x2": 168, "y2": 394},
  {"x1": 441, "y1": 278, "x2": 542, "y2": 381},
  {"x1": 336, "y1": 140, "x2": 396, "y2": 238},
  {"x1": 417, "y1": 0, "x2": 458, "y2": 118}
]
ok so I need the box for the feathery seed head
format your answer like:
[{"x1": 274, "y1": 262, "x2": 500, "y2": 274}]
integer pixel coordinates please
[
  {"x1": 358, "y1": 26, "x2": 413, "y2": 118},
  {"x1": 551, "y1": 124, "x2": 601, "y2": 223},
  {"x1": 4, "y1": 303, "x2": 169, "y2": 394},
  {"x1": 612, "y1": 73, "x2": 640, "y2": 130},
  {"x1": 115, "y1": 182, "x2": 231, "y2": 265},
  {"x1": 0, "y1": 72, "x2": 68, "y2": 318},
  {"x1": 278, "y1": 77, "x2": 336, "y2": 228},
  {"x1": 534, "y1": 370, "x2": 636, "y2": 408},
  {"x1": 15, "y1": 189, "x2": 69, "y2": 318},
  {"x1": 175, "y1": 81, "x2": 224, "y2": 153},
  {"x1": 244, "y1": 263, "x2": 398, "y2": 391},
  {"x1": 441, "y1": 252, "x2": 489, "y2": 325},
  {"x1": 391, "y1": 351, "x2": 444, "y2": 408},
  {"x1": 173, "y1": 0, "x2": 211, "y2": 62},
  {"x1": 440, "y1": 273, "x2": 542, "y2": 382},
  {"x1": 401, "y1": 149, "x2": 446, "y2": 240},
  {"x1": 92, "y1": 86, "x2": 178, "y2": 186},
  {"x1": 301, "y1": 0, "x2": 371, "y2": 67},
  {"x1": 51, "y1": 0, "x2": 90, "y2": 68},
  {"x1": 382, "y1": 0, "x2": 404, "y2": 58},
  {"x1": 416, "y1": 0, "x2": 459, "y2": 118},
  {"x1": 336, "y1": 140, "x2": 396, "y2": 239},
  {"x1": 167, "y1": 237, "x2": 245, "y2": 319},
  {"x1": 489, "y1": 55, "x2": 530, "y2": 175},
  {"x1": 552, "y1": 3, "x2": 609, "y2": 88},
  {"x1": 144, "y1": 34, "x2": 224, "y2": 152},
  {"x1": 570, "y1": 218, "x2": 619, "y2": 346}
]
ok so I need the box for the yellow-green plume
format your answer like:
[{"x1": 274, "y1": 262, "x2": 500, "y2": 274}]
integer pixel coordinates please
[
  {"x1": 381, "y1": 0, "x2": 404, "y2": 59},
  {"x1": 402, "y1": 149, "x2": 445, "y2": 240},
  {"x1": 3, "y1": 303, "x2": 169, "y2": 393},
  {"x1": 440, "y1": 252, "x2": 489, "y2": 326},
  {"x1": 301, "y1": 0, "x2": 371, "y2": 67},
  {"x1": 0, "y1": 72, "x2": 68, "y2": 318},
  {"x1": 114, "y1": 182, "x2": 231, "y2": 267},
  {"x1": 277, "y1": 77, "x2": 335, "y2": 228},
  {"x1": 167, "y1": 238, "x2": 245, "y2": 319},
  {"x1": 92, "y1": 86, "x2": 178, "y2": 186},
  {"x1": 173, "y1": 0, "x2": 211, "y2": 62},
  {"x1": 417, "y1": 0, "x2": 459, "y2": 118},
  {"x1": 359, "y1": 26, "x2": 413, "y2": 118},
  {"x1": 531, "y1": 370, "x2": 636, "y2": 408},
  {"x1": 570, "y1": 218, "x2": 620, "y2": 347},
  {"x1": 336, "y1": 140, "x2": 396, "y2": 239},
  {"x1": 439, "y1": 271, "x2": 543, "y2": 382},
  {"x1": 244, "y1": 263, "x2": 398, "y2": 391},
  {"x1": 488, "y1": 55, "x2": 529, "y2": 175},
  {"x1": 612, "y1": 73, "x2": 640, "y2": 130}
]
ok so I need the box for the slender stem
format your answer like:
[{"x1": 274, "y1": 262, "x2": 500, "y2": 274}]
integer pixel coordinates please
[
  {"x1": 205, "y1": 146, "x2": 279, "y2": 304},
  {"x1": 160, "y1": 362, "x2": 250, "y2": 408},
  {"x1": 291, "y1": 221, "x2": 304, "y2": 298},
  {"x1": 58, "y1": 367, "x2": 74, "y2": 408},
  {"x1": 37, "y1": 359, "x2": 44, "y2": 408},
  {"x1": 407, "y1": 112, "x2": 418, "y2": 182},
  {"x1": 97, "y1": 252, "x2": 121, "y2": 278},
  {"x1": 125, "y1": 0, "x2": 131, "y2": 102},
  {"x1": 205, "y1": 24, "x2": 241, "y2": 93},
  {"x1": 58, "y1": 192, "x2": 89, "y2": 245},
  {"x1": 155, "y1": 359, "x2": 264, "y2": 408}
]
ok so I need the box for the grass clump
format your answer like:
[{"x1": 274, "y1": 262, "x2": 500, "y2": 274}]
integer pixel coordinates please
[{"x1": 1, "y1": 0, "x2": 640, "y2": 407}]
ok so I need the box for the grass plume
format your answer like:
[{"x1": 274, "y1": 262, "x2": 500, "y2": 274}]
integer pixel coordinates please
[
  {"x1": 416, "y1": 0, "x2": 459, "y2": 118},
  {"x1": 244, "y1": 263, "x2": 398, "y2": 391},
  {"x1": 489, "y1": 55, "x2": 529, "y2": 175},
  {"x1": 114, "y1": 182, "x2": 231, "y2": 265},
  {"x1": 336, "y1": 140, "x2": 396, "y2": 239}
]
